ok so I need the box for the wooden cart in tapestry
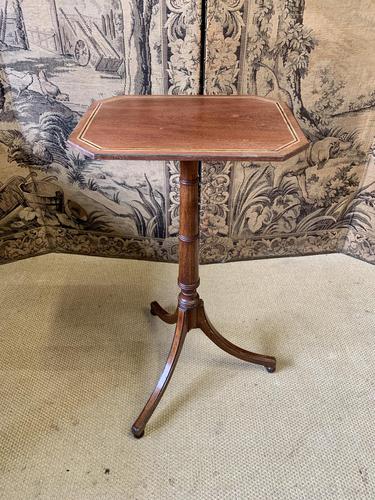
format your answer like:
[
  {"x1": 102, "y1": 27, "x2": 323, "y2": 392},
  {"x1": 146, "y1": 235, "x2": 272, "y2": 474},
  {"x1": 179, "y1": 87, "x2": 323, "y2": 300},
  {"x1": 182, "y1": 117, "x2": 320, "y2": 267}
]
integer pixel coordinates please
[{"x1": 58, "y1": 7, "x2": 123, "y2": 74}]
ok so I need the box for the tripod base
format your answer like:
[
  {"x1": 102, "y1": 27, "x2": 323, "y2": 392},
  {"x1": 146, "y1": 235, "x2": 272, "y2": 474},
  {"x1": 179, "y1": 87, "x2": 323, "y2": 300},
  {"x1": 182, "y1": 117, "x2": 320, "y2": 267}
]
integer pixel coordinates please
[{"x1": 131, "y1": 298, "x2": 276, "y2": 438}]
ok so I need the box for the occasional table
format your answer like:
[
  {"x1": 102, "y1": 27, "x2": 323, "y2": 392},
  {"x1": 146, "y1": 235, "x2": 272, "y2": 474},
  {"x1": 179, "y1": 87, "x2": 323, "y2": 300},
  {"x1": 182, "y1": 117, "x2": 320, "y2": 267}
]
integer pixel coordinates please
[{"x1": 68, "y1": 95, "x2": 308, "y2": 438}]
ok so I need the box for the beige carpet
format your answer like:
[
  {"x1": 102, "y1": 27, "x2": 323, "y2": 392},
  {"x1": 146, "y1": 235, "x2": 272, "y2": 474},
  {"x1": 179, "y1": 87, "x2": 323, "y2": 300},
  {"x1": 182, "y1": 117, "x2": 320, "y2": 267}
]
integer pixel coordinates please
[{"x1": 0, "y1": 253, "x2": 374, "y2": 499}]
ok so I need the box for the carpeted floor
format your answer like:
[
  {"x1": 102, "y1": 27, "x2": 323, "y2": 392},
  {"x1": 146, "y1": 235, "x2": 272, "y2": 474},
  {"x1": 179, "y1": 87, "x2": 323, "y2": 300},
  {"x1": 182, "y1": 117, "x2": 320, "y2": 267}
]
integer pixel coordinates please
[{"x1": 0, "y1": 252, "x2": 374, "y2": 499}]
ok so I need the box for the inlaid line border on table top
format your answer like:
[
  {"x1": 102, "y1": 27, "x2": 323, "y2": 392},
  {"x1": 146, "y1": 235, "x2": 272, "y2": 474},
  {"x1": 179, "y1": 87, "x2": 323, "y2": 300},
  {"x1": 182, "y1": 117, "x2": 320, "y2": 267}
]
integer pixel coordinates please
[{"x1": 76, "y1": 98, "x2": 302, "y2": 153}]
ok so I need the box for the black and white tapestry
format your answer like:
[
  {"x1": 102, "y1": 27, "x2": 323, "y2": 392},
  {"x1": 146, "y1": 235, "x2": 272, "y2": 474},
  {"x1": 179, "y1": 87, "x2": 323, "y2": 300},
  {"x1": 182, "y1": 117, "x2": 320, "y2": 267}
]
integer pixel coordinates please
[{"x1": 0, "y1": 0, "x2": 374, "y2": 265}]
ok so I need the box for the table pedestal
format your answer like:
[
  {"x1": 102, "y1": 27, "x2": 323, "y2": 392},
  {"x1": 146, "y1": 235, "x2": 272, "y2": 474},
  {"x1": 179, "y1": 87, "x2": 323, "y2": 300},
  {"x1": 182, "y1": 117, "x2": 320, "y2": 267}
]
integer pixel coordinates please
[{"x1": 131, "y1": 161, "x2": 276, "y2": 438}]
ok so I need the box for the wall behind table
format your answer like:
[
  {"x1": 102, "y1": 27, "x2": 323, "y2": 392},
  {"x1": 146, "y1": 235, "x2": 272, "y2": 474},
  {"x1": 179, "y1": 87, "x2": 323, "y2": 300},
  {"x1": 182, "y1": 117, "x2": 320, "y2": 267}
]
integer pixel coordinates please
[
  {"x1": 0, "y1": 0, "x2": 202, "y2": 263},
  {"x1": 0, "y1": 0, "x2": 374, "y2": 265},
  {"x1": 202, "y1": 0, "x2": 375, "y2": 264}
]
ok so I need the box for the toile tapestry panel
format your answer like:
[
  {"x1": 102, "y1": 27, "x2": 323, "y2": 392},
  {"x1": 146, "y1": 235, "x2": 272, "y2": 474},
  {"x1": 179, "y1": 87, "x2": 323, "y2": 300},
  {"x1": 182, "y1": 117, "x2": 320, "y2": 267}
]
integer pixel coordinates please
[
  {"x1": 0, "y1": 0, "x2": 202, "y2": 263},
  {"x1": 203, "y1": 0, "x2": 375, "y2": 264}
]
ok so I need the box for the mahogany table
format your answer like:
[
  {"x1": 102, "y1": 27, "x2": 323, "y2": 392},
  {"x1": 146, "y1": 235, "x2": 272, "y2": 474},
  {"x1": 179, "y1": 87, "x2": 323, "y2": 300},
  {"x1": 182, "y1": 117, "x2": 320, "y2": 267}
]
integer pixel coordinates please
[{"x1": 68, "y1": 95, "x2": 308, "y2": 438}]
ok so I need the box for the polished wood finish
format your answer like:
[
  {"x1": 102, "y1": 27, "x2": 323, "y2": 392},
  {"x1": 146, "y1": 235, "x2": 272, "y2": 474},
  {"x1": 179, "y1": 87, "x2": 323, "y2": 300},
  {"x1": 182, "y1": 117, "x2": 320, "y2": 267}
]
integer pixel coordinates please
[
  {"x1": 150, "y1": 301, "x2": 177, "y2": 324},
  {"x1": 177, "y1": 161, "x2": 200, "y2": 314},
  {"x1": 68, "y1": 95, "x2": 308, "y2": 161},
  {"x1": 68, "y1": 96, "x2": 308, "y2": 438},
  {"x1": 132, "y1": 308, "x2": 189, "y2": 438}
]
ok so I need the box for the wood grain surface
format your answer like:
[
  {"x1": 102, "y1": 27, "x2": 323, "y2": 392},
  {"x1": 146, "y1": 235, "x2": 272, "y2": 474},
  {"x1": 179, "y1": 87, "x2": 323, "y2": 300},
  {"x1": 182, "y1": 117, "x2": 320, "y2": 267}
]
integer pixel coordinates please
[{"x1": 68, "y1": 95, "x2": 308, "y2": 161}]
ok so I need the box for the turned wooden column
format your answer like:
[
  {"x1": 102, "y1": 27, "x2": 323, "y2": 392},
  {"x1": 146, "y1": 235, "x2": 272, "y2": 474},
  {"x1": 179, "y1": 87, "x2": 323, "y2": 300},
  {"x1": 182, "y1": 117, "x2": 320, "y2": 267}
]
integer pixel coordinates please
[{"x1": 178, "y1": 161, "x2": 200, "y2": 315}]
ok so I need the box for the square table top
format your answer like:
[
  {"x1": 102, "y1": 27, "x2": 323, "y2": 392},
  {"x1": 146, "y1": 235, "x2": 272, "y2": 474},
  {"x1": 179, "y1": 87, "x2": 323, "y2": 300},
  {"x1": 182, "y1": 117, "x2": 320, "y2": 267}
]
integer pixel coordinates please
[{"x1": 68, "y1": 95, "x2": 308, "y2": 162}]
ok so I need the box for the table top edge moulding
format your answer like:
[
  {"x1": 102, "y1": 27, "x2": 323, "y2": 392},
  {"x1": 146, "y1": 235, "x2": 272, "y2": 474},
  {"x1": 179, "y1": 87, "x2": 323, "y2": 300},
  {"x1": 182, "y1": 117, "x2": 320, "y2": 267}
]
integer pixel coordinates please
[
  {"x1": 68, "y1": 95, "x2": 309, "y2": 438},
  {"x1": 68, "y1": 95, "x2": 309, "y2": 162}
]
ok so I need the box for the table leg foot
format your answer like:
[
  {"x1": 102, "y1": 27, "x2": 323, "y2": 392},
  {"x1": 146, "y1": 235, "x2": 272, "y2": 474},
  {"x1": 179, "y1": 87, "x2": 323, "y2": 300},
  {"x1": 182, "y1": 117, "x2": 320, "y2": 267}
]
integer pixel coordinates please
[
  {"x1": 197, "y1": 302, "x2": 276, "y2": 373},
  {"x1": 131, "y1": 426, "x2": 144, "y2": 438},
  {"x1": 131, "y1": 309, "x2": 189, "y2": 438},
  {"x1": 150, "y1": 301, "x2": 178, "y2": 325}
]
